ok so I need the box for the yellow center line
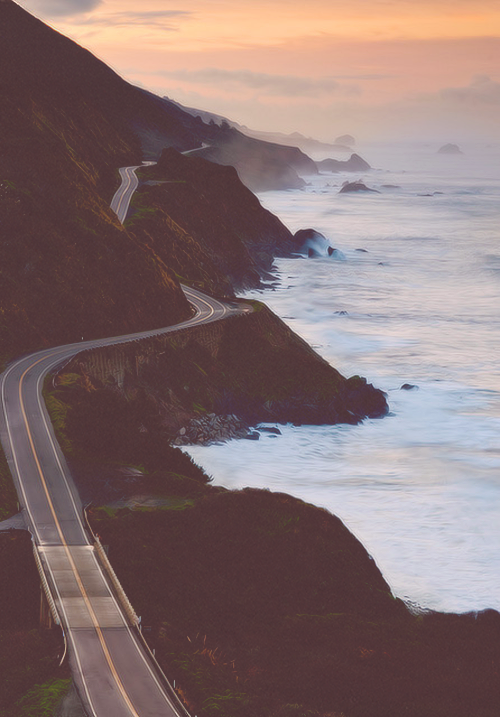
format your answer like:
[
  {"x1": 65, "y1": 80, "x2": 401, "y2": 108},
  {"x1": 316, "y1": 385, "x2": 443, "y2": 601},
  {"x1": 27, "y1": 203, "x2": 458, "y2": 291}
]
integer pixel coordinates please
[
  {"x1": 19, "y1": 355, "x2": 140, "y2": 717},
  {"x1": 115, "y1": 169, "x2": 131, "y2": 217}
]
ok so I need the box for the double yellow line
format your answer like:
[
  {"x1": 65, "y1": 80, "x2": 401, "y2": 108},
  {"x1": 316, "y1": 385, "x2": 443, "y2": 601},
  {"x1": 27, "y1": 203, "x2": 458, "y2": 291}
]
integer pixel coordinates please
[{"x1": 19, "y1": 354, "x2": 140, "y2": 717}]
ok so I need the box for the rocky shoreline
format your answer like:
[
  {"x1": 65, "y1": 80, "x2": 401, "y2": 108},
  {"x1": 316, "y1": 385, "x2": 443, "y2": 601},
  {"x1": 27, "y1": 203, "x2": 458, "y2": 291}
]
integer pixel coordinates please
[
  {"x1": 173, "y1": 414, "x2": 282, "y2": 446},
  {"x1": 174, "y1": 413, "x2": 251, "y2": 445}
]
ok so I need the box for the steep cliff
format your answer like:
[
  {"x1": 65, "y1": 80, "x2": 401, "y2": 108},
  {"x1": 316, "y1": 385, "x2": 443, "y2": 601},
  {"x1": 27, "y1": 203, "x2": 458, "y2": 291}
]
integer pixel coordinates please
[
  {"x1": 130, "y1": 149, "x2": 298, "y2": 292},
  {"x1": 189, "y1": 125, "x2": 318, "y2": 192}
]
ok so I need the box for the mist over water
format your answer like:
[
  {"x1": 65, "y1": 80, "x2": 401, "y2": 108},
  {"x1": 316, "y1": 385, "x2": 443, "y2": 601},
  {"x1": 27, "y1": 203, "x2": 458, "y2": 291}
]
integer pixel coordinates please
[{"x1": 186, "y1": 143, "x2": 500, "y2": 614}]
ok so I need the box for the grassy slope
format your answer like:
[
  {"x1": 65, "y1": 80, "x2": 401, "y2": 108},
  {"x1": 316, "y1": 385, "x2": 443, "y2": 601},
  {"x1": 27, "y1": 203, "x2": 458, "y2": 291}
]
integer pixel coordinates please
[{"x1": 0, "y1": 446, "x2": 18, "y2": 521}]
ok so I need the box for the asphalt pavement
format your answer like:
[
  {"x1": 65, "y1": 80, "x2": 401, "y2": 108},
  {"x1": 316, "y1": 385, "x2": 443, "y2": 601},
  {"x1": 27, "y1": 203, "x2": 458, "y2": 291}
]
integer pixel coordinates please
[{"x1": 0, "y1": 163, "x2": 248, "y2": 716}]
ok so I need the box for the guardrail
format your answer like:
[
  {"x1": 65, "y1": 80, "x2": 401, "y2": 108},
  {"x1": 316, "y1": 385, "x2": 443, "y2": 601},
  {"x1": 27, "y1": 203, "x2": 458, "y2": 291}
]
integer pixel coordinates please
[
  {"x1": 135, "y1": 622, "x2": 193, "y2": 717},
  {"x1": 83, "y1": 504, "x2": 139, "y2": 627},
  {"x1": 31, "y1": 537, "x2": 68, "y2": 667},
  {"x1": 93, "y1": 537, "x2": 140, "y2": 627}
]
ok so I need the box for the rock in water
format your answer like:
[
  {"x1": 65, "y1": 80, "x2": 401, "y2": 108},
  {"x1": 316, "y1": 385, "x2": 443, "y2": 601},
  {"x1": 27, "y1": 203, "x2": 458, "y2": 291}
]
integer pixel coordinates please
[
  {"x1": 339, "y1": 181, "x2": 380, "y2": 194},
  {"x1": 438, "y1": 143, "x2": 463, "y2": 154},
  {"x1": 294, "y1": 228, "x2": 330, "y2": 256},
  {"x1": 317, "y1": 153, "x2": 370, "y2": 173},
  {"x1": 328, "y1": 246, "x2": 346, "y2": 260}
]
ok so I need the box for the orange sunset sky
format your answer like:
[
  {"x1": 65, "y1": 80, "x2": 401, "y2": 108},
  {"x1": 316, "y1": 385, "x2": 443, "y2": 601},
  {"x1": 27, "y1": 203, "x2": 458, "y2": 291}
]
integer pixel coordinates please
[{"x1": 17, "y1": 0, "x2": 500, "y2": 143}]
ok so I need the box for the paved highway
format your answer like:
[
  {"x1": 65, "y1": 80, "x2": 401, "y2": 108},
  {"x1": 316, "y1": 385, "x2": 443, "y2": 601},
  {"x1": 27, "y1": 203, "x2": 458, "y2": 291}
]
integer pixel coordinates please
[
  {"x1": 0, "y1": 162, "x2": 248, "y2": 715},
  {"x1": 110, "y1": 161, "x2": 156, "y2": 224}
]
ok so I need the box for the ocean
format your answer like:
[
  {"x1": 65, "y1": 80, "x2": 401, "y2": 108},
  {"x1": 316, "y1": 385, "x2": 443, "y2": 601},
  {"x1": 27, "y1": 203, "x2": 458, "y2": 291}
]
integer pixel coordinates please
[{"x1": 186, "y1": 142, "x2": 500, "y2": 614}]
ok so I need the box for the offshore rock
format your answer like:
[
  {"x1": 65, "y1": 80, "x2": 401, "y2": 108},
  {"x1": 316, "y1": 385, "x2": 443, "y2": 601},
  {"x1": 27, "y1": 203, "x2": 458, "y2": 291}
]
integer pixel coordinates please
[
  {"x1": 317, "y1": 153, "x2": 370, "y2": 173},
  {"x1": 293, "y1": 228, "x2": 330, "y2": 257},
  {"x1": 340, "y1": 181, "x2": 380, "y2": 194},
  {"x1": 438, "y1": 143, "x2": 463, "y2": 154}
]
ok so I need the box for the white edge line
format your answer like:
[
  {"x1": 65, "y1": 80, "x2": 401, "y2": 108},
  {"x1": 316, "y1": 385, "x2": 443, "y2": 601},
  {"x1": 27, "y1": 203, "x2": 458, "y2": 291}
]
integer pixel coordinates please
[{"x1": 1, "y1": 362, "x2": 42, "y2": 544}]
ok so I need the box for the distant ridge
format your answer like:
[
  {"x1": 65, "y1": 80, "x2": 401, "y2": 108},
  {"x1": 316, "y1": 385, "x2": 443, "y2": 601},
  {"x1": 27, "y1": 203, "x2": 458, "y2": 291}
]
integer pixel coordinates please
[{"x1": 165, "y1": 97, "x2": 352, "y2": 154}]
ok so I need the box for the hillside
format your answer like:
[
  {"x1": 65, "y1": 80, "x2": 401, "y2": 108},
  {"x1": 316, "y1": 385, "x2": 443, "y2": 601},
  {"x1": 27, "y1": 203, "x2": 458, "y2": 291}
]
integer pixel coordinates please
[
  {"x1": 182, "y1": 122, "x2": 318, "y2": 192},
  {"x1": 0, "y1": 1, "x2": 196, "y2": 361},
  {"x1": 0, "y1": 2, "x2": 317, "y2": 193}
]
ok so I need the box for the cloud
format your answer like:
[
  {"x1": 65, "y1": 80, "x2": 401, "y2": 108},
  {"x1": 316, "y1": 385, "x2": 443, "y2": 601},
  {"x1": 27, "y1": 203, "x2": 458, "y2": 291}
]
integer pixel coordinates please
[
  {"x1": 440, "y1": 75, "x2": 500, "y2": 105},
  {"x1": 154, "y1": 68, "x2": 361, "y2": 98},
  {"x1": 19, "y1": 0, "x2": 102, "y2": 16},
  {"x1": 72, "y1": 10, "x2": 192, "y2": 27}
]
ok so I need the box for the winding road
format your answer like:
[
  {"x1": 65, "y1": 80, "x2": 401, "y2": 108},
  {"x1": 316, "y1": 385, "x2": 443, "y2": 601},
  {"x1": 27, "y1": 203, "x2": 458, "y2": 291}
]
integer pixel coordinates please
[{"x1": 0, "y1": 162, "x2": 247, "y2": 715}]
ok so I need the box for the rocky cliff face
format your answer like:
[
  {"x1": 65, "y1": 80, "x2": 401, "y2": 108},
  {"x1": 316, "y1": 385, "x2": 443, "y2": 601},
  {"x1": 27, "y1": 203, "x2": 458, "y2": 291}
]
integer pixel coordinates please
[{"x1": 129, "y1": 148, "x2": 299, "y2": 292}]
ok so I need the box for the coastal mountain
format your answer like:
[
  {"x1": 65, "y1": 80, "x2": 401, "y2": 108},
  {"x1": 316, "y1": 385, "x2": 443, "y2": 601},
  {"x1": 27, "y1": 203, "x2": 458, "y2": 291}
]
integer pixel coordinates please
[
  {"x1": 0, "y1": 0, "x2": 304, "y2": 358},
  {"x1": 0, "y1": 0, "x2": 313, "y2": 192},
  {"x1": 0, "y1": 0, "x2": 380, "y2": 406},
  {"x1": 0, "y1": 1, "x2": 192, "y2": 360},
  {"x1": 3, "y1": 6, "x2": 498, "y2": 717},
  {"x1": 165, "y1": 98, "x2": 356, "y2": 154}
]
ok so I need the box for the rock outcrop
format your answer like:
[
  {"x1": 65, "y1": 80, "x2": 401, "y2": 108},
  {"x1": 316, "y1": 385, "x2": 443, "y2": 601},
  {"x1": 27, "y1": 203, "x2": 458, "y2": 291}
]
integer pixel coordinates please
[
  {"x1": 293, "y1": 228, "x2": 330, "y2": 257},
  {"x1": 174, "y1": 414, "x2": 249, "y2": 445},
  {"x1": 335, "y1": 133, "x2": 356, "y2": 146},
  {"x1": 340, "y1": 181, "x2": 380, "y2": 194},
  {"x1": 438, "y1": 143, "x2": 463, "y2": 154},
  {"x1": 58, "y1": 304, "x2": 388, "y2": 455},
  {"x1": 317, "y1": 153, "x2": 370, "y2": 173}
]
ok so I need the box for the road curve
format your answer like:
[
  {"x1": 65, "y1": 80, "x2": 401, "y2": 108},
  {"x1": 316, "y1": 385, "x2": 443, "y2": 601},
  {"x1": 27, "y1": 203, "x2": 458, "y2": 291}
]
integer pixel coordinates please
[{"x1": 0, "y1": 162, "x2": 248, "y2": 715}]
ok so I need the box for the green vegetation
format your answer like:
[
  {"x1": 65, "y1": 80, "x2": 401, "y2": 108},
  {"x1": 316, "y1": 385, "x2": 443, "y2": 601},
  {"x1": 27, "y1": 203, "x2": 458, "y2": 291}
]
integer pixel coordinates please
[
  {"x1": 44, "y1": 384, "x2": 73, "y2": 456},
  {"x1": 9, "y1": 678, "x2": 71, "y2": 717}
]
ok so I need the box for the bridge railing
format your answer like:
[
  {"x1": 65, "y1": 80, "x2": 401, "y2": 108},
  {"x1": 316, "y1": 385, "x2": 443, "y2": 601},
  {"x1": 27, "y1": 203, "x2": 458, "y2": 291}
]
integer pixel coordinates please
[{"x1": 32, "y1": 538, "x2": 60, "y2": 627}]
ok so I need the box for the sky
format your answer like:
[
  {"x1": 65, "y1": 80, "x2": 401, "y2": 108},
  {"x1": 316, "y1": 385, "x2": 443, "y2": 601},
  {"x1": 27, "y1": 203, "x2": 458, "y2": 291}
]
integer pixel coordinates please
[{"x1": 17, "y1": 0, "x2": 500, "y2": 144}]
